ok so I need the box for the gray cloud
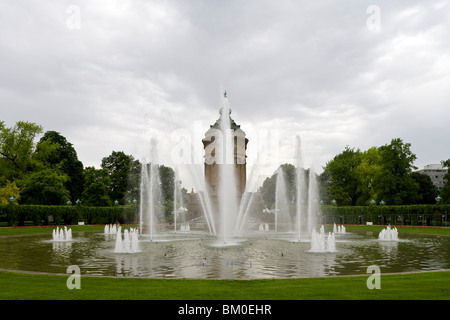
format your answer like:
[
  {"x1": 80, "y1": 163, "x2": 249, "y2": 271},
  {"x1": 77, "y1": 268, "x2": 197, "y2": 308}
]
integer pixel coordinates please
[{"x1": 1, "y1": 0, "x2": 449, "y2": 187}]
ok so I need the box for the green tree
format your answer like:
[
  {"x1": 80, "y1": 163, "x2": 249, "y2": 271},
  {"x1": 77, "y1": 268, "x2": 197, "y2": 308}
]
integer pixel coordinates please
[
  {"x1": 259, "y1": 163, "x2": 305, "y2": 209},
  {"x1": 101, "y1": 151, "x2": 140, "y2": 205},
  {"x1": 280, "y1": 163, "x2": 297, "y2": 203},
  {"x1": 159, "y1": 165, "x2": 175, "y2": 213},
  {"x1": 440, "y1": 159, "x2": 450, "y2": 204},
  {"x1": 411, "y1": 172, "x2": 439, "y2": 204},
  {"x1": 0, "y1": 180, "x2": 20, "y2": 205},
  {"x1": 377, "y1": 138, "x2": 419, "y2": 205},
  {"x1": 35, "y1": 131, "x2": 85, "y2": 202},
  {"x1": 81, "y1": 167, "x2": 112, "y2": 206},
  {"x1": 20, "y1": 169, "x2": 70, "y2": 205},
  {"x1": 354, "y1": 147, "x2": 383, "y2": 205},
  {"x1": 259, "y1": 173, "x2": 276, "y2": 208},
  {"x1": 126, "y1": 158, "x2": 141, "y2": 203},
  {"x1": 0, "y1": 121, "x2": 43, "y2": 182},
  {"x1": 321, "y1": 147, "x2": 362, "y2": 205}
]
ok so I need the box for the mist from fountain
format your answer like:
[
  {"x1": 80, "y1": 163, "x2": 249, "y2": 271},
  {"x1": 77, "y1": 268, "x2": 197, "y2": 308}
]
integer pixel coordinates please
[
  {"x1": 234, "y1": 155, "x2": 263, "y2": 237},
  {"x1": 184, "y1": 163, "x2": 216, "y2": 235}
]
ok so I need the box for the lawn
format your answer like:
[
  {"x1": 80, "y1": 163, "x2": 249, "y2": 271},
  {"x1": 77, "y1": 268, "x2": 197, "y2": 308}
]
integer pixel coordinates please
[
  {"x1": 1, "y1": 223, "x2": 449, "y2": 237},
  {"x1": 336, "y1": 224, "x2": 450, "y2": 235},
  {"x1": 0, "y1": 269, "x2": 449, "y2": 300},
  {"x1": 0, "y1": 225, "x2": 449, "y2": 301}
]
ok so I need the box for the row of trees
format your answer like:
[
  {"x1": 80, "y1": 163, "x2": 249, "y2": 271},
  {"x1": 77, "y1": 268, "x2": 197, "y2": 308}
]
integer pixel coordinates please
[
  {"x1": 321, "y1": 138, "x2": 449, "y2": 205},
  {"x1": 0, "y1": 121, "x2": 185, "y2": 213},
  {"x1": 260, "y1": 138, "x2": 449, "y2": 207},
  {"x1": 1, "y1": 121, "x2": 448, "y2": 210}
]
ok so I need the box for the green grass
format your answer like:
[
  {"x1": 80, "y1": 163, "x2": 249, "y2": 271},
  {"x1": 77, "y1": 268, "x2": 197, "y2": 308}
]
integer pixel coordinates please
[
  {"x1": 0, "y1": 224, "x2": 131, "y2": 237},
  {"x1": 0, "y1": 270, "x2": 449, "y2": 300},
  {"x1": 1, "y1": 224, "x2": 449, "y2": 237},
  {"x1": 1, "y1": 225, "x2": 449, "y2": 300},
  {"x1": 340, "y1": 225, "x2": 450, "y2": 236}
]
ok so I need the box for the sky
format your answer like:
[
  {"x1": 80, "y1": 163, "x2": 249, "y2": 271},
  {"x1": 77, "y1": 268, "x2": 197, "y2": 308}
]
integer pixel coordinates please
[{"x1": 1, "y1": 0, "x2": 449, "y2": 190}]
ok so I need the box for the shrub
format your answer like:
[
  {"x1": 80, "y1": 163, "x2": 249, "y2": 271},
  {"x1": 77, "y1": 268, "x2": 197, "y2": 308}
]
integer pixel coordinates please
[
  {"x1": 0, "y1": 204, "x2": 138, "y2": 226},
  {"x1": 320, "y1": 204, "x2": 450, "y2": 226}
]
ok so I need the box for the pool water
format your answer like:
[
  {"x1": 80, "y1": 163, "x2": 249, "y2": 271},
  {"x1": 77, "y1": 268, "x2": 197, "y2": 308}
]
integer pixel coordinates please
[{"x1": 0, "y1": 230, "x2": 449, "y2": 279}]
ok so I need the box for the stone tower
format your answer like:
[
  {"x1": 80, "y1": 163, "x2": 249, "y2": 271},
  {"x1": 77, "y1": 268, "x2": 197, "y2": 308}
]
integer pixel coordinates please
[{"x1": 202, "y1": 102, "x2": 248, "y2": 205}]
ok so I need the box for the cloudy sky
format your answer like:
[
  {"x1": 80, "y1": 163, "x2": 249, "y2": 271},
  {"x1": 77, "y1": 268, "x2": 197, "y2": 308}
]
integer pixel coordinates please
[{"x1": 1, "y1": 0, "x2": 449, "y2": 190}]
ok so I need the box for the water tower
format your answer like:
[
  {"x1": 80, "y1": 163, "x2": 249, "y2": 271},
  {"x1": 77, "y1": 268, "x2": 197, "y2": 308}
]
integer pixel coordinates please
[{"x1": 202, "y1": 92, "x2": 248, "y2": 212}]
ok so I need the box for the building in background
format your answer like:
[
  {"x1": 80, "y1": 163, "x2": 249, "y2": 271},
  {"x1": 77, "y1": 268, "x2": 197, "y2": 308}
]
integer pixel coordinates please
[{"x1": 417, "y1": 164, "x2": 448, "y2": 191}]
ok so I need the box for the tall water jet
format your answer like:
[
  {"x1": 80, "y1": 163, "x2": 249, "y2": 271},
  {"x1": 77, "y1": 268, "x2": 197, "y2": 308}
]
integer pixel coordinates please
[
  {"x1": 139, "y1": 139, "x2": 162, "y2": 240},
  {"x1": 295, "y1": 135, "x2": 307, "y2": 241},
  {"x1": 307, "y1": 166, "x2": 319, "y2": 236},
  {"x1": 234, "y1": 155, "x2": 262, "y2": 237},
  {"x1": 185, "y1": 164, "x2": 216, "y2": 236},
  {"x1": 201, "y1": 91, "x2": 249, "y2": 244},
  {"x1": 173, "y1": 167, "x2": 181, "y2": 233},
  {"x1": 275, "y1": 166, "x2": 291, "y2": 232},
  {"x1": 217, "y1": 95, "x2": 238, "y2": 244}
]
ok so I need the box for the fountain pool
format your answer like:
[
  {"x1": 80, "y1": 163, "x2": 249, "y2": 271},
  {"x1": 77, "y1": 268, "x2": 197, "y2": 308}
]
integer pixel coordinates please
[{"x1": 0, "y1": 229, "x2": 449, "y2": 279}]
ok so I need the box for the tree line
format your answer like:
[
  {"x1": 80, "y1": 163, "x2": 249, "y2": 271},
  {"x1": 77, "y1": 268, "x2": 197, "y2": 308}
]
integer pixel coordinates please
[
  {"x1": 0, "y1": 121, "x2": 186, "y2": 216},
  {"x1": 260, "y1": 138, "x2": 450, "y2": 208},
  {"x1": 1, "y1": 121, "x2": 448, "y2": 211}
]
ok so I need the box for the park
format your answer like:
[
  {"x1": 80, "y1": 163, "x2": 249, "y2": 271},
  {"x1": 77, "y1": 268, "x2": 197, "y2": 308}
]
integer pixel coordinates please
[{"x1": 1, "y1": 94, "x2": 449, "y2": 302}]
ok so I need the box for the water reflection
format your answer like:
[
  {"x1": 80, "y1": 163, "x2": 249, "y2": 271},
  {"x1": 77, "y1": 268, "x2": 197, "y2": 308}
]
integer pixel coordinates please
[
  {"x1": 51, "y1": 241, "x2": 73, "y2": 260},
  {"x1": 114, "y1": 255, "x2": 141, "y2": 277}
]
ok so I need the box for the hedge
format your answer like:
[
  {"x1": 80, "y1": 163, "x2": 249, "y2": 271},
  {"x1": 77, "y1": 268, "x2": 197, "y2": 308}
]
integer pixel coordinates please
[
  {"x1": 0, "y1": 204, "x2": 138, "y2": 226},
  {"x1": 2, "y1": 204, "x2": 449, "y2": 227},
  {"x1": 320, "y1": 204, "x2": 450, "y2": 226}
]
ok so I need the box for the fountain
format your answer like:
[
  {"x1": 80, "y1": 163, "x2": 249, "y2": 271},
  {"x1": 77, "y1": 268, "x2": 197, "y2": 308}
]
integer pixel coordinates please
[
  {"x1": 333, "y1": 223, "x2": 346, "y2": 234},
  {"x1": 138, "y1": 92, "x2": 322, "y2": 249},
  {"x1": 378, "y1": 226, "x2": 399, "y2": 241},
  {"x1": 307, "y1": 166, "x2": 319, "y2": 235},
  {"x1": 275, "y1": 167, "x2": 292, "y2": 233},
  {"x1": 234, "y1": 155, "x2": 263, "y2": 237},
  {"x1": 295, "y1": 136, "x2": 305, "y2": 241},
  {"x1": 139, "y1": 141, "x2": 162, "y2": 240},
  {"x1": 285, "y1": 135, "x2": 320, "y2": 241},
  {"x1": 173, "y1": 168, "x2": 182, "y2": 233},
  {"x1": 114, "y1": 227, "x2": 140, "y2": 253},
  {"x1": 217, "y1": 96, "x2": 239, "y2": 245},
  {"x1": 179, "y1": 223, "x2": 190, "y2": 232},
  {"x1": 52, "y1": 226, "x2": 72, "y2": 241},
  {"x1": 309, "y1": 225, "x2": 336, "y2": 253},
  {"x1": 104, "y1": 224, "x2": 119, "y2": 235}
]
